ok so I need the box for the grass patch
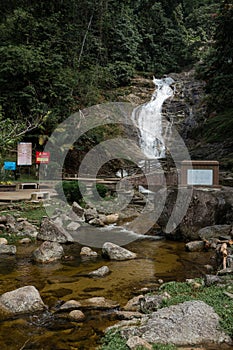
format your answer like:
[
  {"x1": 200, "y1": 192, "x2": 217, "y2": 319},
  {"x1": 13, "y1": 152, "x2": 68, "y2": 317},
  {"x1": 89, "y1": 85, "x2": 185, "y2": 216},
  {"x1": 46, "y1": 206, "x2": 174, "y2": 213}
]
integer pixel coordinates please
[
  {"x1": 152, "y1": 345, "x2": 177, "y2": 350},
  {"x1": 160, "y1": 280, "x2": 233, "y2": 337},
  {"x1": 100, "y1": 331, "x2": 128, "y2": 350},
  {"x1": 20, "y1": 204, "x2": 48, "y2": 224},
  {"x1": 0, "y1": 232, "x2": 33, "y2": 244},
  {"x1": 100, "y1": 280, "x2": 233, "y2": 349},
  {"x1": 1, "y1": 202, "x2": 49, "y2": 225},
  {"x1": 100, "y1": 331, "x2": 178, "y2": 350}
]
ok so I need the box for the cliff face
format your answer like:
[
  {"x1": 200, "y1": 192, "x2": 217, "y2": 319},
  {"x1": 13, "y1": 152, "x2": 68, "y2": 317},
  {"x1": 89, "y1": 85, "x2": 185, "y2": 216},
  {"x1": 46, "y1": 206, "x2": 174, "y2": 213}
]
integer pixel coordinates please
[
  {"x1": 65, "y1": 69, "x2": 232, "y2": 179},
  {"x1": 115, "y1": 69, "x2": 232, "y2": 179}
]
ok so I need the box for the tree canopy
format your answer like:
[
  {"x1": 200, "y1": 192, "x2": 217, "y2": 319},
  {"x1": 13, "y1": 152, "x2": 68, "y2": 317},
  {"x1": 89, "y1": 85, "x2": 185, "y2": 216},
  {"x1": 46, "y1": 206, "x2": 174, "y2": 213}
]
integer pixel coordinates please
[{"x1": 0, "y1": 0, "x2": 231, "y2": 157}]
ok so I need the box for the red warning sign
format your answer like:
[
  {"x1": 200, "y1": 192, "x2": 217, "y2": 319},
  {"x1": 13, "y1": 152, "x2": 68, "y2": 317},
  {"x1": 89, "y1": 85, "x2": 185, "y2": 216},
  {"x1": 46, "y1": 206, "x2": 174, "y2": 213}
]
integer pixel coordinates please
[{"x1": 36, "y1": 151, "x2": 50, "y2": 164}]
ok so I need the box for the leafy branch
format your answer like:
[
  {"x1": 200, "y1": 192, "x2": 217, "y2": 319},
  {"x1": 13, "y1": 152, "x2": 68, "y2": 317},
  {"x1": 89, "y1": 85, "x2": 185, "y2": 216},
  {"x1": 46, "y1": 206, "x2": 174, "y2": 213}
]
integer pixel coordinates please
[{"x1": 0, "y1": 107, "x2": 50, "y2": 161}]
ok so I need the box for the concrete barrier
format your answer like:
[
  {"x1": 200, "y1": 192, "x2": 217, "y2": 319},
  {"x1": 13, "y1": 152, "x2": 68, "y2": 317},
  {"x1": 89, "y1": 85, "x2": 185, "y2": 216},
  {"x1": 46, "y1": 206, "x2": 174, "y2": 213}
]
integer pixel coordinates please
[{"x1": 31, "y1": 191, "x2": 50, "y2": 201}]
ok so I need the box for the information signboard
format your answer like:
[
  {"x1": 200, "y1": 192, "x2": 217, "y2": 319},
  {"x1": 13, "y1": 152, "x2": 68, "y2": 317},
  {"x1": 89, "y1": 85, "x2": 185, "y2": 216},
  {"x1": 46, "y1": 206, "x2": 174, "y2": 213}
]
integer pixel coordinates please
[
  {"x1": 4, "y1": 161, "x2": 16, "y2": 170},
  {"x1": 17, "y1": 143, "x2": 32, "y2": 165},
  {"x1": 187, "y1": 169, "x2": 213, "y2": 186}
]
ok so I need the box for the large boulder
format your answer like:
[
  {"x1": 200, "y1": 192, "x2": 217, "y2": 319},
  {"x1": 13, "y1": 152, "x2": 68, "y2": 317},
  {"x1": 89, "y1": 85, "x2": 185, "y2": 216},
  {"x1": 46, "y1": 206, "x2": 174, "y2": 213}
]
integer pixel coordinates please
[
  {"x1": 32, "y1": 241, "x2": 64, "y2": 263},
  {"x1": 102, "y1": 242, "x2": 137, "y2": 260},
  {"x1": 38, "y1": 218, "x2": 74, "y2": 243},
  {"x1": 158, "y1": 187, "x2": 233, "y2": 241},
  {"x1": 120, "y1": 300, "x2": 231, "y2": 346},
  {"x1": 0, "y1": 286, "x2": 46, "y2": 315}
]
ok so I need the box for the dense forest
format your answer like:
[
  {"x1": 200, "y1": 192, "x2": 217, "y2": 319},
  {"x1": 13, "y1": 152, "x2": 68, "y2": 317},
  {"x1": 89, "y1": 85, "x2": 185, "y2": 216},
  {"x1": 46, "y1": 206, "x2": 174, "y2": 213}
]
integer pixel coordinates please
[{"x1": 0, "y1": 0, "x2": 232, "y2": 162}]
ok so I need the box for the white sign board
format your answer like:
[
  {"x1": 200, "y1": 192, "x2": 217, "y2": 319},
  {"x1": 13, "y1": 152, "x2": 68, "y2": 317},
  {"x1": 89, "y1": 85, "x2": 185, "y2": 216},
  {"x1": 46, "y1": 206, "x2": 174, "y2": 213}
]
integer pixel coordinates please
[
  {"x1": 17, "y1": 142, "x2": 32, "y2": 165},
  {"x1": 187, "y1": 169, "x2": 213, "y2": 186}
]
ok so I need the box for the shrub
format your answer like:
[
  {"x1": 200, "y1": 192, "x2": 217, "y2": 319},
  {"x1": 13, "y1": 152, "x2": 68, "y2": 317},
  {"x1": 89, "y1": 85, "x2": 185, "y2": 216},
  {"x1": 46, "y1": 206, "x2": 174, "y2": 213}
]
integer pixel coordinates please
[
  {"x1": 101, "y1": 331, "x2": 128, "y2": 350},
  {"x1": 91, "y1": 183, "x2": 109, "y2": 200},
  {"x1": 107, "y1": 61, "x2": 135, "y2": 86},
  {"x1": 55, "y1": 180, "x2": 86, "y2": 204}
]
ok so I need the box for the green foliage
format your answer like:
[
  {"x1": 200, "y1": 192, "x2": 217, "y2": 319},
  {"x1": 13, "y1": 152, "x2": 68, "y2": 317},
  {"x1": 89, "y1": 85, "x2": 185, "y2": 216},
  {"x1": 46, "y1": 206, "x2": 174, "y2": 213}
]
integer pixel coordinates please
[
  {"x1": 105, "y1": 4, "x2": 142, "y2": 67},
  {"x1": 0, "y1": 105, "x2": 41, "y2": 162},
  {"x1": 160, "y1": 280, "x2": 233, "y2": 337},
  {"x1": 202, "y1": 109, "x2": 233, "y2": 142},
  {"x1": 185, "y1": 2, "x2": 218, "y2": 61},
  {"x1": 92, "y1": 183, "x2": 108, "y2": 200},
  {"x1": 152, "y1": 345, "x2": 177, "y2": 350},
  {"x1": 196, "y1": 284, "x2": 233, "y2": 337},
  {"x1": 106, "y1": 62, "x2": 135, "y2": 87},
  {"x1": 159, "y1": 281, "x2": 195, "y2": 305},
  {"x1": 197, "y1": 0, "x2": 233, "y2": 112},
  {"x1": 0, "y1": 232, "x2": 35, "y2": 244},
  {"x1": 55, "y1": 181, "x2": 86, "y2": 205},
  {"x1": 100, "y1": 331, "x2": 178, "y2": 350},
  {"x1": 19, "y1": 205, "x2": 48, "y2": 224},
  {"x1": 0, "y1": 0, "x2": 225, "y2": 151},
  {"x1": 100, "y1": 331, "x2": 128, "y2": 350}
]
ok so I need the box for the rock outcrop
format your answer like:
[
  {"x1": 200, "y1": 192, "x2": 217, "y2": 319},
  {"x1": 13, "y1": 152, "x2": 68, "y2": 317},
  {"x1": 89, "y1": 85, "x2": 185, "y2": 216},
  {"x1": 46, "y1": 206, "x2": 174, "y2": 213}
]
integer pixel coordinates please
[
  {"x1": 158, "y1": 187, "x2": 233, "y2": 241},
  {"x1": 198, "y1": 224, "x2": 232, "y2": 241},
  {"x1": 120, "y1": 300, "x2": 231, "y2": 346},
  {"x1": 0, "y1": 214, "x2": 38, "y2": 238},
  {"x1": 38, "y1": 218, "x2": 74, "y2": 243}
]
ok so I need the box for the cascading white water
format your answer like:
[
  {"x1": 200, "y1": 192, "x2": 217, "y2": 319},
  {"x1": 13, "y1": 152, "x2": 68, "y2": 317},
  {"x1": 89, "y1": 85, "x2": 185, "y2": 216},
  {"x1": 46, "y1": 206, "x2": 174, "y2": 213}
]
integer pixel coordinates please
[{"x1": 132, "y1": 76, "x2": 174, "y2": 160}]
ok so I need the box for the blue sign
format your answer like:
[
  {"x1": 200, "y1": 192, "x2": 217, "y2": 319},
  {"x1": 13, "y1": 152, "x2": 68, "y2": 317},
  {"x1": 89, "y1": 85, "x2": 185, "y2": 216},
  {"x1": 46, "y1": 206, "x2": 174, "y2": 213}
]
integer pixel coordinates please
[{"x1": 4, "y1": 162, "x2": 16, "y2": 171}]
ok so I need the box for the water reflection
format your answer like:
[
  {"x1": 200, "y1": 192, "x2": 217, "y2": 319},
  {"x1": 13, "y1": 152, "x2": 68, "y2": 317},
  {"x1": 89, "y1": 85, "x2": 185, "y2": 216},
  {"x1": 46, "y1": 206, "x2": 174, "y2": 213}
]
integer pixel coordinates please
[{"x1": 0, "y1": 236, "x2": 215, "y2": 349}]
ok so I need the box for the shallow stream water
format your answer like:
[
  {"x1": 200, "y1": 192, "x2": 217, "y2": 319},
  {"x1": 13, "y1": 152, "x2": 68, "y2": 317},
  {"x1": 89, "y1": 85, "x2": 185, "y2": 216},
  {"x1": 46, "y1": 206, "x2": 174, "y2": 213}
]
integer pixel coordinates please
[{"x1": 0, "y1": 232, "x2": 221, "y2": 350}]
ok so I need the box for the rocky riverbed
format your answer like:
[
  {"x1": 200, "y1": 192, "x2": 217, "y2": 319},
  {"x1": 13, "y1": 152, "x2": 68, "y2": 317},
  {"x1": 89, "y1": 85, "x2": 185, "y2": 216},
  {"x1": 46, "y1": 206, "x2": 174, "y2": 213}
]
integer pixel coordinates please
[{"x1": 0, "y1": 195, "x2": 232, "y2": 349}]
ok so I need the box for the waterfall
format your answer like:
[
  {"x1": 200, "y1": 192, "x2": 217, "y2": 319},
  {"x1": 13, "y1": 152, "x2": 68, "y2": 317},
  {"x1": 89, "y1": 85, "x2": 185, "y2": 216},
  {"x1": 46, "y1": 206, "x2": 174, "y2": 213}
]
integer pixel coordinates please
[{"x1": 132, "y1": 76, "x2": 174, "y2": 161}]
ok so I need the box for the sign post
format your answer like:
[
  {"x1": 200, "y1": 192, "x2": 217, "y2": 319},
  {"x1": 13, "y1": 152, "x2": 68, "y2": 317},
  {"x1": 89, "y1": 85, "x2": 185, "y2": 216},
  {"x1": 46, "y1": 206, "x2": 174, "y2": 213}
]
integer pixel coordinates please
[
  {"x1": 4, "y1": 162, "x2": 16, "y2": 171},
  {"x1": 36, "y1": 152, "x2": 50, "y2": 164},
  {"x1": 36, "y1": 151, "x2": 50, "y2": 178},
  {"x1": 181, "y1": 160, "x2": 220, "y2": 188}
]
